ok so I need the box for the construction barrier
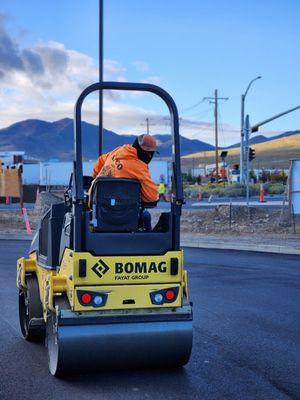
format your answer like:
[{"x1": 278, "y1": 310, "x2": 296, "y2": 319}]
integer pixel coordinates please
[
  {"x1": 259, "y1": 183, "x2": 266, "y2": 203},
  {"x1": 22, "y1": 208, "x2": 32, "y2": 235}
]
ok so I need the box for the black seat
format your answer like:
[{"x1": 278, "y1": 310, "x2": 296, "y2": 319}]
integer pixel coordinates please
[{"x1": 90, "y1": 177, "x2": 141, "y2": 232}]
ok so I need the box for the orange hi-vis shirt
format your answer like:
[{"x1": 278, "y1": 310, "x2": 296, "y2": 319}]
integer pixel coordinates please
[{"x1": 92, "y1": 144, "x2": 159, "y2": 202}]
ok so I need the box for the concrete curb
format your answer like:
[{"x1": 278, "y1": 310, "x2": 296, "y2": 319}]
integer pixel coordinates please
[
  {"x1": 0, "y1": 234, "x2": 299, "y2": 256},
  {"x1": 181, "y1": 239, "x2": 300, "y2": 255},
  {"x1": 0, "y1": 234, "x2": 32, "y2": 241}
]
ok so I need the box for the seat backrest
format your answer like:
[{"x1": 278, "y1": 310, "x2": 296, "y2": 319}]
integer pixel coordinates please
[{"x1": 90, "y1": 177, "x2": 141, "y2": 232}]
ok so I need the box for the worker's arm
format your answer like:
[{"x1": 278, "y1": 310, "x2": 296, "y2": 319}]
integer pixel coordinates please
[
  {"x1": 92, "y1": 153, "x2": 108, "y2": 178},
  {"x1": 139, "y1": 166, "x2": 159, "y2": 203}
]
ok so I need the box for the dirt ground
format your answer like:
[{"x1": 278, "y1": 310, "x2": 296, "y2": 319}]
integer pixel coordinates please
[
  {"x1": 0, "y1": 193, "x2": 299, "y2": 243},
  {"x1": 150, "y1": 205, "x2": 300, "y2": 243}
]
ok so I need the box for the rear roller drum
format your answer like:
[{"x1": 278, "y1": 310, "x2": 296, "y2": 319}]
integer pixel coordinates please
[{"x1": 19, "y1": 274, "x2": 45, "y2": 342}]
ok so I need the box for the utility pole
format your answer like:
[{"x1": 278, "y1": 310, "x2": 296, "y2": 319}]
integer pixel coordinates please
[
  {"x1": 244, "y1": 114, "x2": 250, "y2": 206},
  {"x1": 98, "y1": 0, "x2": 104, "y2": 155},
  {"x1": 141, "y1": 117, "x2": 156, "y2": 134},
  {"x1": 203, "y1": 90, "x2": 228, "y2": 181},
  {"x1": 214, "y1": 90, "x2": 219, "y2": 180}
]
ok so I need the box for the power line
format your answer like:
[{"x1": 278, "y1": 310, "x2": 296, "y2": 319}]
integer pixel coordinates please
[
  {"x1": 218, "y1": 108, "x2": 227, "y2": 149},
  {"x1": 180, "y1": 99, "x2": 205, "y2": 114},
  {"x1": 180, "y1": 105, "x2": 214, "y2": 120}
]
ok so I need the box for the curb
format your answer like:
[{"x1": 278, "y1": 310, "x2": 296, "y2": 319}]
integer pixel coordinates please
[
  {"x1": 0, "y1": 234, "x2": 33, "y2": 241},
  {"x1": 0, "y1": 234, "x2": 299, "y2": 256},
  {"x1": 181, "y1": 240, "x2": 300, "y2": 255}
]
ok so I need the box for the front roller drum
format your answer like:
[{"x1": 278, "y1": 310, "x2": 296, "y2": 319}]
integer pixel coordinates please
[{"x1": 46, "y1": 313, "x2": 193, "y2": 376}]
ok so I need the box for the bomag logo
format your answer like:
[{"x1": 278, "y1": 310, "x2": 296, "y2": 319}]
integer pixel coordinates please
[
  {"x1": 92, "y1": 259, "x2": 110, "y2": 278},
  {"x1": 114, "y1": 261, "x2": 167, "y2": 281}
]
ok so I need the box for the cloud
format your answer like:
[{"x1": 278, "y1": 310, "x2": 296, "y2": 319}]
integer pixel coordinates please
[
  {"x1": 35, "y1": 42, "x2": 68, "y2": 74},
  {"x1": 0, "y1": 17, "x2": 24, "y2": 73},
  {"x1": 22, "y1": 49, "x2": 44, "y2": 75},
  {"x1": 0, "y1": 19, "x2": 248, "y2": 145},
  {"x1": 0, "y1": 19, "x2": 128, "y2": 127}
]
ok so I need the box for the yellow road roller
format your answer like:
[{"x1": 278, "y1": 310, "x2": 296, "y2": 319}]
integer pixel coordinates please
[{"x1": 17, "y1": 82, "x2": 193, "y2": 376}]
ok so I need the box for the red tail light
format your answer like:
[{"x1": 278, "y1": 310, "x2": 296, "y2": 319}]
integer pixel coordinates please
[
  {"x1": 77, "y1": 290, "x2": 108, "y2": 307},
  {"x1": 150, "y1": 287, "x2": 179, "y2": 305},
  {"x1": 165, "y1": 289, "x2": 175, "y2": 301},
  {"x1": 81, "y1": 292, "x2": 92, "y2": 304}
]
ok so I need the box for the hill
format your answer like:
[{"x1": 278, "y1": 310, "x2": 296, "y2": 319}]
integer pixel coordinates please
[
  {"x1": 0, "y1": 118, "x2": 214, "y2": 160},
  {"x1": 227, "y1": 130, "x2": 300, "y2": 148},
  {"x1": 182, "y1": 133, "x2": 300, "y2": 170}
]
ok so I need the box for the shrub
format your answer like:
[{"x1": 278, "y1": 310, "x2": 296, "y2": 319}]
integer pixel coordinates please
[
  {"x1": 269, "y1": 171, "x2": 288, "y2": 184},
  {"x1": 264, "y1": 183, "x2": 285, "y2": 195}
]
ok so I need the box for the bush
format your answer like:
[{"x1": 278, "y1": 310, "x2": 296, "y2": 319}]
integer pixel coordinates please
[
  {"x1": 183, "y1": 182, "x2": 286, "y2": 199},
  {"x1": 269, "y1": 171, "x2": 288, "y2": 184},
  {"x1": 264, "y1": 183, "x2": 285, "y2": 195}
]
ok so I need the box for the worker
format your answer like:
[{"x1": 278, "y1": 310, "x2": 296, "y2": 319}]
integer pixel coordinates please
[
  {"x1": 158, "y1": 182, "x2": 166, "y2": 202},
  {"x1": 91, "y1": 134, "x2": 159, "y2": 231}
]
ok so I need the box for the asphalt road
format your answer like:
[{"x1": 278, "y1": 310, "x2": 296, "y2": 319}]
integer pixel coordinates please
[{"x1": 0, "y1": 241, "x2": 299, "y2": 400}]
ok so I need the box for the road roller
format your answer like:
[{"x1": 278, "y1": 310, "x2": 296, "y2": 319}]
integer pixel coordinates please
[{"x1": 17, "y1": 82, "x2": 193, "y2": 376}]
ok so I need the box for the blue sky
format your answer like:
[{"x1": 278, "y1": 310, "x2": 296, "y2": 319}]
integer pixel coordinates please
[{"x1": 0, "y1": 0, "x2": 299, "y2": 145}]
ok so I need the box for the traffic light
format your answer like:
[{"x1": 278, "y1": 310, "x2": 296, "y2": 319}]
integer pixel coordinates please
[
  {"x1": 220, "y1": 151, "x2": 228, "y2": 160},
  {"x1": 249, "y1": 147, "x2": 255, "y2": 162}
]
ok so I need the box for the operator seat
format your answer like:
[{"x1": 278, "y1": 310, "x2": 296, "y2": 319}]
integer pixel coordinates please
[{"x1": 89, "y1": 177, "x2": 141, "y2": 232}]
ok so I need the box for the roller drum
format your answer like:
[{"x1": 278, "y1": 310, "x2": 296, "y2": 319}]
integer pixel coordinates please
[{"x1": 47, "y1": 313, "x2": 192, "y2": 376}]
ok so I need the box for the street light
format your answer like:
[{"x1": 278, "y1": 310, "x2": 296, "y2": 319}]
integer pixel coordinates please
[{"x1": 240, "y1": 76, "x2": 262, "y2": 183}]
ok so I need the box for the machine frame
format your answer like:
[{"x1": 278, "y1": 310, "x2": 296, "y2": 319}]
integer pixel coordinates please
[{"x1": 17, "y1": 81, "x2": 193, "y2": 376}]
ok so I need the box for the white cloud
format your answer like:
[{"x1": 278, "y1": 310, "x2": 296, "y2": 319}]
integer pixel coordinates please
[
  {"x1": 0, "y1": 20, "x2": 252, "y2": 145},
  {"x1": 0, "y1": 34, "x2": 127, "y2": 127}
]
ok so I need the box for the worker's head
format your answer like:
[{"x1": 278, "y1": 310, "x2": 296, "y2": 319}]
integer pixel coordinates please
[{"x1": 132, "y1": 134, "x2": 158, "y2": 164}]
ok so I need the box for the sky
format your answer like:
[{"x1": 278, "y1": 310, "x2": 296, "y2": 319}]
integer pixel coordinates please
[{"x1": 0, "y1": 0, "x2": 299, "y2": 146}]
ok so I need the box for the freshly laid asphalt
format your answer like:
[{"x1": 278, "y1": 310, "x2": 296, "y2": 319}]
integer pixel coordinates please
[{"x1": 0, "y1": 240, "x2": 299, "y2": 400}]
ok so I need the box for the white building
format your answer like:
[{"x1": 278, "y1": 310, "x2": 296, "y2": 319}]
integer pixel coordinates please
[
  {"x1": 22, "y1": 160, "x2": 170, "y2": 186},
  {"x1": 0, "y1": 151, "x2": 25, "y2": 165}
]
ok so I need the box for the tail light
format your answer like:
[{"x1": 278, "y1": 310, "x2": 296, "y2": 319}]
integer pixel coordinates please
[
  {"x1": 150, "y1": 287, "x2": 179, "y2": 305},
  {"x1": 77, "y1": 290, "x2": 108, "y2": 307},
  {"x1": 81, "y1": 293, "x2": 92, "y2": 304}
]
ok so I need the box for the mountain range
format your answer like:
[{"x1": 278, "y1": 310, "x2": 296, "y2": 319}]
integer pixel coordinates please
[
  {"x1": 227, "y1": 130, "x2": 300, "y2": 148},
  {"x1": 0, "y1": 118, "x2": 298, "y2": 161},
  {"x1": 0, "y1": 118, "x2": 214, "y2": 160}
]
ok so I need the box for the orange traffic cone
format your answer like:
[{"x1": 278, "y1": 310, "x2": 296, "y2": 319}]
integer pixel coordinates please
[{"x1": 259, "y1": 183, "x2": 266, "y2": 202}]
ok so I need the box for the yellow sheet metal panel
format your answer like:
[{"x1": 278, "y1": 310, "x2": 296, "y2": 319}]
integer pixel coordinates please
[
  {"x1": 16, "y1": 257, "x2": 38, "y2": 288},
  {"x1": 74, "y1": 283, "x2": 182, "y2": 311},
  {"x1": 72, "y1": 251, "x2": 183, "y2": 285}
]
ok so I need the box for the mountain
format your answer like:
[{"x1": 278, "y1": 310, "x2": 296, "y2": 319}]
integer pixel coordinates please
[
  {"x1": 227, "y1": 130, "x2": 300, "y2": 148},
  {"x1": 0, "y1": 118, "x2": 214, "y2": 160},
  {"x1": 182, "y1": 132, "x2": 300, "y2": 170},
  {"x1": 1, "y1": 118, "x2": 298, "y2": 162}
]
